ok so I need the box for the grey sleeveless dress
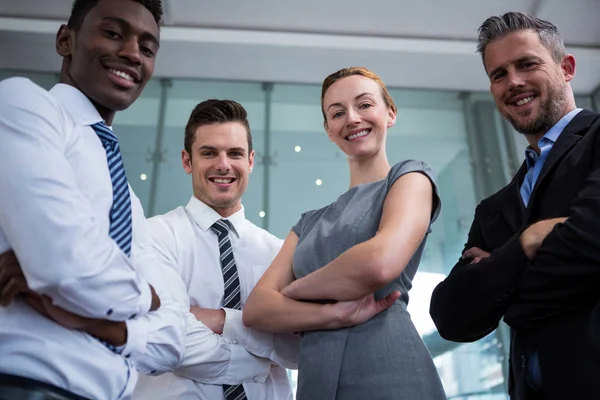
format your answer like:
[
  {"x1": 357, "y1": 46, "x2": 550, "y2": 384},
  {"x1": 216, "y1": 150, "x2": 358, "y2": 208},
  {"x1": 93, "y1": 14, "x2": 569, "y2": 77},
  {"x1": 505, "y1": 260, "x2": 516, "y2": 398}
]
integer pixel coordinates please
[{"x1": 291, "y1": 160, "x2": 446, "y2": 400}]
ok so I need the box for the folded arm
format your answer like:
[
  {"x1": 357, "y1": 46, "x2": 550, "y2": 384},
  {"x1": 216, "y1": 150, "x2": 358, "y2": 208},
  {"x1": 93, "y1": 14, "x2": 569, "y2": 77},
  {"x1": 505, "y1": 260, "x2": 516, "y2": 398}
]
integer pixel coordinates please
[
  {"x1": 281, "y1": 172, "x2": 433, "y2": 301},
  {"x1": 147, "y1": 216, "x2": 275, "y2": 384},
  {"x1": 506, "y1": 141, "x2": 600, "y2": 324},
  {"x1": 121, "y1": 205, "x2": 186, "y2": 374},
  {"x1": 0, "y1": 78, "x2": 152, "y2": 320},
  {"x1": 243, "y1": 232, "x2": 399, "y2": 333},
  {"x1": 429, "y1": 203, "x2": 530, "y2": 342}
]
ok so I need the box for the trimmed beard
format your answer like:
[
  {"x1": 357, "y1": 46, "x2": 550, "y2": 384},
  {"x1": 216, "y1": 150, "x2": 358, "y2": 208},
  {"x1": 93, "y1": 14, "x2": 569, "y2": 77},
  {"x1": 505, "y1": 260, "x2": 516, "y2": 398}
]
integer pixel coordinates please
[{"x1": 505, "y1": 83, "x2": 568, "y2": 136}]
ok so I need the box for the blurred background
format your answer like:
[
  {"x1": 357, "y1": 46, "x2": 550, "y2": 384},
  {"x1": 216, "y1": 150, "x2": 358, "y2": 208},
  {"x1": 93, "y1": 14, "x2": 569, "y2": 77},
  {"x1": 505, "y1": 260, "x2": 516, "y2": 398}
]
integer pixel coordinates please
[{"x1": 2, "y1": 0, "x2": 600, "y2": 398}]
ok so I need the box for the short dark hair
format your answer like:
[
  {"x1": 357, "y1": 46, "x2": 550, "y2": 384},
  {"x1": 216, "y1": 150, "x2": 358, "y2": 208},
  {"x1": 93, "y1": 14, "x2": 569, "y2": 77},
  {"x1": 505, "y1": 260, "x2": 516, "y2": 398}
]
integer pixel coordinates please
[
  {"x1": 67, "y1": 0, "x2": 163, "y2": 30},
  {"x1": 184, "y1": 99, "x2": 253, "y2": 157},
  {"x1": 477, "y1": 12, "x2": 565, "y2": 64}
]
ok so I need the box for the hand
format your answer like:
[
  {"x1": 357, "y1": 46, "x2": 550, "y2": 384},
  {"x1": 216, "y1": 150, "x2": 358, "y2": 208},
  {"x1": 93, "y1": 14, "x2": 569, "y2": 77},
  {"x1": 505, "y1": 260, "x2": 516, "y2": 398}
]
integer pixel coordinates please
[
  {"x1": 0, "y1": 250, "x2": 31, "y2": 306},
  {"x1": 520, "y1": 217, "x2": 568, "y2": 259},
  {"x1": 462, "y1": 247, "x2": 491, "y2": 264},
  {"x1": 149, "y1": 284, "x2": 161, "y2": 311},
  {"x1": 330, "y1": 291, "x2": 401, "y2": 328},
  {"x1": 190, "y1": 306, "x2": 226, "y2": 334}
]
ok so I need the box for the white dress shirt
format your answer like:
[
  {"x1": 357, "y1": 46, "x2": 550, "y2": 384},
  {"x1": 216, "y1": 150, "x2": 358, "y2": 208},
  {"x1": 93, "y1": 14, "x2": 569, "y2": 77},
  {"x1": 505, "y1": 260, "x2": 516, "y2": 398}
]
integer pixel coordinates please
[
  {"x1": 134, "y1": 197, "x2": 298, "y2": 400},
  {"x1": 0, "y1": 77, "x2": 186, "y2": 400}
]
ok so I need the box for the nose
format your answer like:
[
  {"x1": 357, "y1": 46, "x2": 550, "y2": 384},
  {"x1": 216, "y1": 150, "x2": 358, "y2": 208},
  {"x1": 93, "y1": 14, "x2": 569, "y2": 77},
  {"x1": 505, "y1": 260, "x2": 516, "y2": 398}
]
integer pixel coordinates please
[
  {"x1": 345, "y1": 108, "x2": 361, "y2": 126},
  {"x1": 119, "y1": 36, "x2": 142, "y2": 65},
  {"x1": 507, "y1": 69, "x2": 526, "y2": 91},
  {"x1": 215, "y1": 152, "x2": 231, "y2": 173}
]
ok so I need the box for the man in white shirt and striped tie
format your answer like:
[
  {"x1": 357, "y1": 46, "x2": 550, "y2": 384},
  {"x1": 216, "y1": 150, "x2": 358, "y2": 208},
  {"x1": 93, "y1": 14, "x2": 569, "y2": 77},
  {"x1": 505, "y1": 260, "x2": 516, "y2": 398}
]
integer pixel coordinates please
[
  {"x1": 0, "y1": 1, "x2": 187, "y2": 399},
  {"x1": 133, "y1": 99, "x2": 298, "y2": 400}
]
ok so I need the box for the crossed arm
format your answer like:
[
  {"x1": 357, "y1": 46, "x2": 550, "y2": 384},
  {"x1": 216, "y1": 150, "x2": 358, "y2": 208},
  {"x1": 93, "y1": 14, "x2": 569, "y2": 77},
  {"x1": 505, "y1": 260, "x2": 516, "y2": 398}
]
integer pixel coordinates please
[{"x1": 243, "y1": 172, "x2": 434, "y2": 333}]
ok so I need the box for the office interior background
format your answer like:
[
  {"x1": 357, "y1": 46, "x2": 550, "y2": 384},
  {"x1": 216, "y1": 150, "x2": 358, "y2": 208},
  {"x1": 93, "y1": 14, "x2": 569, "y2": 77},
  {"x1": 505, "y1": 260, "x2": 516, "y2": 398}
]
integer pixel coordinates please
[{"x1": 2, "y1": 0, "x2": 600, "y2": 398}]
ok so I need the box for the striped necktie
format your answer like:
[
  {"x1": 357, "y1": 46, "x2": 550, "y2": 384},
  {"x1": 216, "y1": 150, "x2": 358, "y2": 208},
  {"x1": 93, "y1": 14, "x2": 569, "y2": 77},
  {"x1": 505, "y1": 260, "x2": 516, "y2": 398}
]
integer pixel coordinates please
[
  {"x1": 92, "y1": 122, "x2": 133, "y2": 257},
  {"x1": 211, "y1": 219, "x2": 247, "y2": 400}
]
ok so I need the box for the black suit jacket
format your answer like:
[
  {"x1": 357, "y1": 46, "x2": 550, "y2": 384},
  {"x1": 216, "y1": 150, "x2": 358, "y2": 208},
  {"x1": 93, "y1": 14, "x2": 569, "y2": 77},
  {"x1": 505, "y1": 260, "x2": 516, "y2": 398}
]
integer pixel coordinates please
[{"x1": 429, "y1": 109, "x2": 600, "y2": 400}]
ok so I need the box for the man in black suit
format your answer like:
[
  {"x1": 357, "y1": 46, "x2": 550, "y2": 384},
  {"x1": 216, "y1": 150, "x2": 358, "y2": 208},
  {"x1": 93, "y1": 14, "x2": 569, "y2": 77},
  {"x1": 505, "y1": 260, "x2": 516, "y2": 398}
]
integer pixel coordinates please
[{"x1": 429, "y1": 12, "x2": 600, "y2": 400}]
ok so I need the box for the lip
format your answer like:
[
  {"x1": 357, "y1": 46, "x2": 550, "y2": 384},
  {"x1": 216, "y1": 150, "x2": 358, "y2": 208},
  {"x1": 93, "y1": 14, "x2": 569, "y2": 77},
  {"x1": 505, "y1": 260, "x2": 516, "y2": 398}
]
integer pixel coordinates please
[
  {"x1": 103, "y1": 63, "x2": 142, "y2": 82},
  {"x1": 506, "y1": 92, "x2": 536, "y2": 106},
  {"x1": 343, "y1": 128, "x2": 371, "y2": 141},
  {"x1": 208, "y1": 177, "x2": 236, "y2": 188}
]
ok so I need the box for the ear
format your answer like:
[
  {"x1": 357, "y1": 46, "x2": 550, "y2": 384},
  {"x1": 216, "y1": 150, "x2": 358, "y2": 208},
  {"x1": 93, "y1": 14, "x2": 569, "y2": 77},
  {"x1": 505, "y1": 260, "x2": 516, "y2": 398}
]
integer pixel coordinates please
[
  {"x1": 248, "y1": 149, "x2": 255, "y2": 173},
  {"x1": 182, "y1": 150, "x2": 193, "y2": 174},
  {"x1": 387, "y1": 107, "x2": 397, "y2": 128},
  {"x1": 561, "y1": 54, "x2": 576, "y2": 83},
  {"x1": 56, "y1": 24, "x2": 73, "y2": 57}
]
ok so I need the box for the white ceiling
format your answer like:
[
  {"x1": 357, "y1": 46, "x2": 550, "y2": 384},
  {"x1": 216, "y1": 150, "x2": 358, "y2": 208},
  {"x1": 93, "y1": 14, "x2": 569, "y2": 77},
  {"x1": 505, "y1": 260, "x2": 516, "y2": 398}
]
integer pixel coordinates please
[{"x1": 1, "y1": 0, "x2": 599, "y2": 93}]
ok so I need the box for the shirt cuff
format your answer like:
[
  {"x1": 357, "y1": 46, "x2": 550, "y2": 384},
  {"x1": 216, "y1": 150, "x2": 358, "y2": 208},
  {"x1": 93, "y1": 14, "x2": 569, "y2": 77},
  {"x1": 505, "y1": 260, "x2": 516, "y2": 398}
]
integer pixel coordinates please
[
  {"x1": 137, "y1": 281, "x2": 153, "y2": 316},
  {"x1": 122, "y1": 316, "x2": 150, "y2": 359},
  {"x1": 226, "y1": 344, "x2": 271, "y2": 384},
  {"x1": 222, "y1": 308, "x2": 273, "y2": 358}
]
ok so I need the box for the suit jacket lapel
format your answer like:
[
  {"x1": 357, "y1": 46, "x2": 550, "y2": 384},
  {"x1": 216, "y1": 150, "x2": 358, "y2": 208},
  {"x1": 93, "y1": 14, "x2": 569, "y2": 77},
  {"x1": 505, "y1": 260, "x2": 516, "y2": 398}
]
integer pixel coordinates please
[{"x1": 527, "y1": 110, "x2": 599, "y2": 209}]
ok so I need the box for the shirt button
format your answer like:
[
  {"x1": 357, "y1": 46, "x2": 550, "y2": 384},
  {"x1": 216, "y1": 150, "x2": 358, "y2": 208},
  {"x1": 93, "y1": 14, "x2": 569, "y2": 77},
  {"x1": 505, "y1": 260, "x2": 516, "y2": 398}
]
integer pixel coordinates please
[
  {"x1": 150, "y1": 369, "x2": 157, "y2": 374},
  {"x1": 107, "y1": 309, "x2": 113, "y2": 316},
  {"x1": 231, "y1": 339, "x2": 238, "y2": 344},
  {"x1": 520, "y1": 355, "x2": 526, "y2": 368},
  {"x1": 125, "y1": 353, "x2": 131, "y2": 359},
  {"x1": 253, "y1": 376, "x2": 259, "y2": 381},
  {"x1": 129, "y1": 314, "x2": 137, "y2": 320}
]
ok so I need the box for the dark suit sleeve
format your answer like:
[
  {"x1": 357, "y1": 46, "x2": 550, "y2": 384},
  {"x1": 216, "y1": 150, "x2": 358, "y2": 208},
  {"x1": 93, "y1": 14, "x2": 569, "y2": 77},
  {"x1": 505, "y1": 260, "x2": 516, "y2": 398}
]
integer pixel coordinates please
[
  {"x1": 505, "y1": 132, "x2": 600, "y2": 326},
  {"x1": 430, "y1": 203, "x2": 530, "y2": 342}
]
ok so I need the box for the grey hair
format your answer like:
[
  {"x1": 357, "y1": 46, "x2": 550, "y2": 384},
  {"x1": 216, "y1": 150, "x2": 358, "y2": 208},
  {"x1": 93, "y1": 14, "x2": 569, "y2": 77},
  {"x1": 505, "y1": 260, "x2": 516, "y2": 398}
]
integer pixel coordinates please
[{"x1": 477, "y1": 12, "x2": 565, "y2": 64}]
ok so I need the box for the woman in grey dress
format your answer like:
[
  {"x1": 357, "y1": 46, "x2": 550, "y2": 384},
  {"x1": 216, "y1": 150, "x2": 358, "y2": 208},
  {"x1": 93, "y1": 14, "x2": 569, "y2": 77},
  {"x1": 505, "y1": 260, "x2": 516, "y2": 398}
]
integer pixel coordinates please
[{"x1": 244, "y1": 67, "x2": 446, "y2": 400}]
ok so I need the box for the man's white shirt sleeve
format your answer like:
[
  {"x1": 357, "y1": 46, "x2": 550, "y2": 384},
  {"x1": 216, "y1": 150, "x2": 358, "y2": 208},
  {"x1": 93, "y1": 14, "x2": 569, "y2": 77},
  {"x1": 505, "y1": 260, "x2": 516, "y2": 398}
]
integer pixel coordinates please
[
  {"x1": 147, "y1": 215, "x2": 273, "y2": 385},
  {"x1": 0, "y1": 77, "x2": 151, "y2": 320},
  {"x1": 123, "y1": 193, "x2": 186, "y2": 373}
]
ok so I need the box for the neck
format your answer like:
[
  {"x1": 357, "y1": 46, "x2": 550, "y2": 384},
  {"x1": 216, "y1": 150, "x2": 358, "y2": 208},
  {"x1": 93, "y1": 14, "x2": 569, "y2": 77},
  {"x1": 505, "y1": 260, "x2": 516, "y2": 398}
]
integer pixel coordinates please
[
  {"x1": 195, "y1": 194, "x2": 242, "y2": 218},
  {"x1": 348, "y1": 149, "x2": 390, "y2": 188}
]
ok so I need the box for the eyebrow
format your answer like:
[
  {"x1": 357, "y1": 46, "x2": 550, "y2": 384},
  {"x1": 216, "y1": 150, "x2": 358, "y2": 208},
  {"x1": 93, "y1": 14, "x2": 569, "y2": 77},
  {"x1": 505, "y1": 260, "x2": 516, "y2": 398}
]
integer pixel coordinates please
[
  {"x1": 102, "y1": 16, "x2": 160, "y2": 48},
  {"x1": 198, "y1": 145, "x2": 246, "y2": 153},
  {"x1": 488, "y1": 55, "x2": 541, "y2": 78},
  {"x1": 326, "y1": 92, "x2": 374, "y2": 111}
]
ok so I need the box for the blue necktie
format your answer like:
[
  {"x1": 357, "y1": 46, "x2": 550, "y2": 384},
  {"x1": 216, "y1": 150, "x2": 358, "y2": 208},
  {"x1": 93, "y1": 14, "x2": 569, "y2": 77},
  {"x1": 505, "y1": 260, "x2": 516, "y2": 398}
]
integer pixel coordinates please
[
  {"x1": 519, "y1": 150, "x2": 544, "y2": 391},
  {"x1": 92, "y1": 122, "x2": 133, "y2": 257},
  {"x1": 211, "y1": 220, "x2": 247, "y2": 400}
]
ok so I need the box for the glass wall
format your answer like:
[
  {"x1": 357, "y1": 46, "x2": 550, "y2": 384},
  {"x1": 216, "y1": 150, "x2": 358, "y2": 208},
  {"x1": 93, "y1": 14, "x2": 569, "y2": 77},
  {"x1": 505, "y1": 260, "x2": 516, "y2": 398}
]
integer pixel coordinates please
[{"x1": 2, "y1": 69, "x2": 518, "y2": 399}]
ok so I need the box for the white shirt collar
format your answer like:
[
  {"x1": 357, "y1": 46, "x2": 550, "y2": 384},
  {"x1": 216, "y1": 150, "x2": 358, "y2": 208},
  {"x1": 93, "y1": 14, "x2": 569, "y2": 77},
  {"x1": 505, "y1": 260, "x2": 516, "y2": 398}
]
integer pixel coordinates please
[
  {"x1": 49, "y1": 83, "x2": 105, "y2": 126},
  {"x1": 185, "y1": 196, "x2": 246, "y2": 239}
]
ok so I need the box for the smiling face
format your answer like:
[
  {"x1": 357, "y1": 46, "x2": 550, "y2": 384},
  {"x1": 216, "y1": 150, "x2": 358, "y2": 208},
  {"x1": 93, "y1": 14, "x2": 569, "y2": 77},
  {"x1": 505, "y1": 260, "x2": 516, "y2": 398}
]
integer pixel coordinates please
[
  {"x1": 57, "y1": 0, "x2": 160, "y2": 125},
  {"x1": 484, "y1": 29, "x2": 575, "y2": 137},
  {"x1": 182, "y1": 122, "x2": 254, "y2": 217},
  {"x1": 322, "y1": 75, "x2": 396, "y2": 160}
]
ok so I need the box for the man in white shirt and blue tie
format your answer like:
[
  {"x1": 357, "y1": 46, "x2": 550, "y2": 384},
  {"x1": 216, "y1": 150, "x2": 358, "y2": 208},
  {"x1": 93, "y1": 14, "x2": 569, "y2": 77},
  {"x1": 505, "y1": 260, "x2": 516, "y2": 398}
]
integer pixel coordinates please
[
  {"x1": 0, "y1": 0, "x2": 187, "y2": 399},
  {"x1": 133, "y1": 99, "x2": 298, "y2": 400}
]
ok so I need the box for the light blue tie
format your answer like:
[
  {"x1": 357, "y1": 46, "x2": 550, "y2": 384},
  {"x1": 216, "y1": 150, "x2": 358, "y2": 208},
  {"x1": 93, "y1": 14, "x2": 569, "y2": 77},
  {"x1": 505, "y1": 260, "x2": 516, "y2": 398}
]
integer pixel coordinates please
[{"x1": 92, "y1": 122, "x2": 133, "y2": 257}]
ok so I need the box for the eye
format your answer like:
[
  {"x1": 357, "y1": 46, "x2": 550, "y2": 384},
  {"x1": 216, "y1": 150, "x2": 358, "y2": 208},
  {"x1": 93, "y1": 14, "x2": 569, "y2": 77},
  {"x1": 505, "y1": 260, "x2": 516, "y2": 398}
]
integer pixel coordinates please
[
  {"x1": 332, "y1": 111, "x2": 344, "y2": 119},
  {"x1": 229, "y1": 151, "x2": 244, "y2": 158},
  {"x1": 359, "y1": 103, "x2": 373, "y2": 110},
  {"x1": 104, "y1": 29, "x2": 121, "y2": 39},
  {"x1": 520, "y1": 62, "x2": 536, "y2": 69},
  {"x1": 140, "y1": 46, "x2": 155, "y2": 58},
  {"x1": 201, "y1": 151, "x2": 216, "y2": 157},
  {"x1": 491, "y1": 71, "x2": 506, "y2": 82}
]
